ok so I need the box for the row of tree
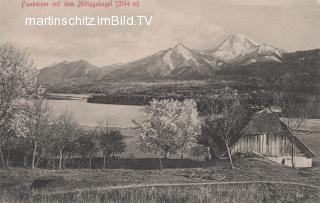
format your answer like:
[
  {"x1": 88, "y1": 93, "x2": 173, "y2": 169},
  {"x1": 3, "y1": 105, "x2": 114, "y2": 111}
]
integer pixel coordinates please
[
  {"x1": 134, "y1": 98, "x2": 245, "y2": 169},
  {"x1": 135, "y1": 92, "x2": 316, "y2": 169},
  {"x1": 1, "y1": 109, "x2": 126, "y2": 170},
  {"x1": 87, "y1": 92, "x2": 249, "y2": 116},
  {"x1": 0, "y1": 43, "x2": 39, "y2": 169},
  {"x1": 0, "y1": 43, "x2": 127, "y2": 170}
]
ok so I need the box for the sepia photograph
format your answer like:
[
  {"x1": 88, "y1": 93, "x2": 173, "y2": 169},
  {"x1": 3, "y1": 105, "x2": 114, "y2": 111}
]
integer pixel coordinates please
[{"x1": 0, "y1": 0, "x2": 319, "y2": 202}]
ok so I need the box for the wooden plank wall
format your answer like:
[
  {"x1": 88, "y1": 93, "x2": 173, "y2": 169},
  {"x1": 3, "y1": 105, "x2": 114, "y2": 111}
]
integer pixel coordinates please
[{"x1": 231, "y1": 134, "x2": 303, "y2": 156}]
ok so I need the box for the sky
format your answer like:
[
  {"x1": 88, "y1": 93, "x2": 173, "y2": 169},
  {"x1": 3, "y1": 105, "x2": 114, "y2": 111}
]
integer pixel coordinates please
[{"x1": 0, "y1": 0, "x2": 319, "y2": 69}]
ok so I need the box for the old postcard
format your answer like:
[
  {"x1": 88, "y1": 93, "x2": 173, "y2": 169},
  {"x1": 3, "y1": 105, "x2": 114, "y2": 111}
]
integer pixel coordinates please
[{"x1": 0, "y1": 0, "x2": 319, "y2": 202}]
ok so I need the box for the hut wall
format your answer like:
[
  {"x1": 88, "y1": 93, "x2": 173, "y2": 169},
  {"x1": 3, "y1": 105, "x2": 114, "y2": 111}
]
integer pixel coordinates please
[
  {"x1": 268, "y1": 156, "x2": 312, "y2": 168},
  {"x1": 231, "y1": 133, "x2": 303, "y2": 157}
]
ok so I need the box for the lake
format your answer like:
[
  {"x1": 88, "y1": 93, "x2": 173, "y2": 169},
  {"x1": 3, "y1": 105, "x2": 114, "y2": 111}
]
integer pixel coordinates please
[{"x1": 49, "y1": 100, "x2": 145, "y2": 128}]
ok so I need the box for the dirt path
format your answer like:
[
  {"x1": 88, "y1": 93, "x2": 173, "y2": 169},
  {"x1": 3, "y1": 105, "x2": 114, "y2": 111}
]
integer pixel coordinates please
[{"x1": 38, "y1": 180, "x2": 320, "y2": 195}]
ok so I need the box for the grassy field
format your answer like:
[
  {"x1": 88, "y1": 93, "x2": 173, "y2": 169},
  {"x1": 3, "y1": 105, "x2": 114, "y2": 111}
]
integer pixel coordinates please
[
  {"x1": 1, "y1": 118, "x2": 319, "y2": 202},
  {"x1": 30, "y1": 183, "x2": 320, "y2": 203},
  {"x1": 1, "y1": 159, "x2": 320, "y2": 202}
]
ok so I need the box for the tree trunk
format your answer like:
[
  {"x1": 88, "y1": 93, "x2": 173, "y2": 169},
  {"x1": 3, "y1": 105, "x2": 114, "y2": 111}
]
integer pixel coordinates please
[
  {"x1": 89, "y1": 157, "x2": 92, "y2": 169},
  {"x1": 32, "y1": 141, "x2": 38, "y2": 170},
  {"x1": 77, "y1": 159, "x2": 80, "y2": 169},
  {"x1": 6, "y1": 148, "x2": 11, "y2": 168},
  {"x1": 225, "y1": 144, "x2": 234, "y2": 169},
  {"x1": 46, "y1": 159, "x2": 50, "y2": 169},
  {"x1": 35, "y1": 157, "x2": 41, "y2": 169},
  {"x1": 103, "y1": 155, "x2": 106, "y2": 169},
  {"x1": 112, "y1": 152, "x2": 115, "y2": 159},
  {"x1": 63, "y1": 158, "x2": 66, "y2": 169},
  {"x1": 291, "y1": 141, "x2": 295, "y2": 168},
  {"x1": 23, "y1": 154, "x2": 28, "y2": 167},
  {"x1": 206, "y1": 147, "x2": 212, "y2": 161},
  {"x1": 0, "y1": 148, "x2": 6, "y2": 169},
  {"x1": 159, "y1": 158, "x2": 163, "y2": 170},
  {"x1": 63, "y1": 152, "x2": 68, "y2": 169},
  {"x1": 59, "y1": 148, "x2": 63, "y2": 170},
  {"x1": 180, "y1": 149, "x2": 184, "y2": 159},
  {"x1": 196, "y1": 149, "x2": 199, "y2": 161},
  {"x1": 164, "y1": 150, "x2": 169, "y2": 159}
]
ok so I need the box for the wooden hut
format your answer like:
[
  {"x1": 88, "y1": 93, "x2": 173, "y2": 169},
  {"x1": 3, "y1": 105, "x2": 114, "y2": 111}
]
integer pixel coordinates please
[{"x1": 210, "y1": 107, "x2": 315, "y2": 168}]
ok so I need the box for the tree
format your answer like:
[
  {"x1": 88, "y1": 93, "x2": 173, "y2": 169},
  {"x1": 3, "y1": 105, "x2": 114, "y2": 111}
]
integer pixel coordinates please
[
  {"x1": 62, "y1": 140, "x2": 78, "y2": 170},
  {"x1": 134, "y1": 99, "x2": 200, "y2": 169},
  {"x1": 1, "y1": 135, "x2": 17, "y2": 167},
  {"x1": 202, "y1": 100, "x2": 248, "y2": 169},
  {"x1": 108, "y1": 130, "x2": 126, "y2": 159},
  {"x1": 97, "y1": 120, "x2": 126, "y2": 169},
  {"x1": 12, "y1": 136, "x2": 33, "y2": 167},
  {"x1": 24, "y1": 97, "x2": 52, "y2": 169},
  {"x1": 96, "y1": 118, "x2": 111, "y2": 169},
  {"x1": 0, "y1": 43, "x2": 37, "y2": 168},
  {"x1": 175, "y1": 99, "x2": 201, "y2": 159},
  {"x1": 274, "y1": 91, "x2": 316, "y2": 168},
  {"x1": 197, "y1": 127, "x2": 216, "y2": 161},
  {"x1": 76, "y1": 130, "x2": 98, "y2": 169},
  {"x1": 190, "y1": 144, "x2": 207, "y2": 161},
  {"x1": 50, "y1": 111, "x2": 79, "y2": 170}
]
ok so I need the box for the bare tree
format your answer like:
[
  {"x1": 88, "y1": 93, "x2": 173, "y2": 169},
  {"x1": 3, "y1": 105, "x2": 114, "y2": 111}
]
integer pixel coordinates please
[
  {"x1": 274, "y1": 91, "x2": 316, "y2": 168},
  {"x1": 24, "y1": 97, "x2": 52, "y2": 169},
  {"x1": 97, "y1": 118, "x2": 126, "y2": 169},
  {"x1": 190, "y1": 144, "x2": 207, "y2": 161},
  {"x1": 96, "y1": 118, "x2": 111, "y2": 169},
  {"x1": 203, "y1": 101, "x2": 248, "y2": 169},
  {"x1": 77, "y1": 129, "x2": 98, "y2": 169},
  {"x1": 1, "y1": 135, "x2": 16, "y2": 167},
  {"x1": 14, "y1": 136, "x2": 33, "y2": 167},
  {"x1": 0, "y1": 43, "x2": 36, "y2": 168},
  {"x1": 109, "y1": 130, "x2": 126, "y2": 159},
  {"x1": 50, "y1": 111, "x2": 79, "y2": 170}
]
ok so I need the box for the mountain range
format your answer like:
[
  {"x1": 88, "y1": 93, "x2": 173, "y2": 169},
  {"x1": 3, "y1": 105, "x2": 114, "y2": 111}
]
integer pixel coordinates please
[{"x1": 37, "y1": 34, "x2": 320, "y2": 93}]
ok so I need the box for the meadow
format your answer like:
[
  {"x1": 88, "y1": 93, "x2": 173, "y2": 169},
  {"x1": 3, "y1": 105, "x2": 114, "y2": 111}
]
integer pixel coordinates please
[
  {"x1": 29, "y1": 183, "x2": 320, "y2": 203},
  {"x1": 5, "y1": 98, "x2": 315, "y2": 202},
  {"x1": 1, "y1": 159, "x2": 320, "y2": 202}
]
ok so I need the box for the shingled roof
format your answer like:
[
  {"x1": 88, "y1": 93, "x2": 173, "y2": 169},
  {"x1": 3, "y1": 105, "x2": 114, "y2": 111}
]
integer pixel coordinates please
[
  {"x1": 240, "y1": 108, "x2": 285, "y2": 135},
  {"x1": 225, "y1": 107, "x2": 315, "y2": 158}
]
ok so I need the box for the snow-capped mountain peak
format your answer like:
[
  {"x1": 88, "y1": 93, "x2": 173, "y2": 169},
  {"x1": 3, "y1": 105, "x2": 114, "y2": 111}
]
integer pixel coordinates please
[
  {"x1": 173, "y1": 43, "x2": 195, "y2": 60},
  {"x1": 162, "y1": 44, "x2": 200, "y2": 70},
  {"x1": 39, "y1": 34, "x2": 292, "y2": 82},
  {"x1": 223, "y1": 34, "x2": 258, "y2": 47},
  {"x1": 174, "y1": 43, "x2": 189, "y2": 51},
  {"x1": 210, "y1": 34, "x2": 259, "y2": 63},
  {"x1": 163, "y1": 49, "x2": 175, "y2": 70},
  {"x1": 210, "y1": 34, "x2": 286, "y2": 64}
]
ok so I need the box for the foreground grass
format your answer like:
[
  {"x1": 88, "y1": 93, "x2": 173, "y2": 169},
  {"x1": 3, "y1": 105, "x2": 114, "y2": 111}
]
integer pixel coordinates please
[
  {"x1": 1, "y1": 159, "x2": 320, "y2": 202},
  {"x1": 2, "y1": 182, "x2": 319, "y2": 203}
]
